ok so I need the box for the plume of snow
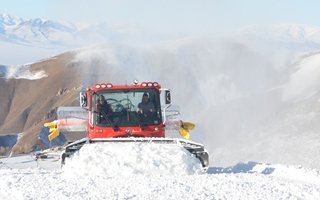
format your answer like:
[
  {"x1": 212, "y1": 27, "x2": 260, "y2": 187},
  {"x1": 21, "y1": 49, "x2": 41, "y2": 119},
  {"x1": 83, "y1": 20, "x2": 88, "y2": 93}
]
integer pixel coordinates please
[
  {"x1": 0, "y1": 65, "x2": 47, "y2": 80},
  {"x1": 70, "y1": 35, "x2": 320, "y2": 169},
  {"x1": 282, "y1": 53, "x2": 320, "y2": 101}
]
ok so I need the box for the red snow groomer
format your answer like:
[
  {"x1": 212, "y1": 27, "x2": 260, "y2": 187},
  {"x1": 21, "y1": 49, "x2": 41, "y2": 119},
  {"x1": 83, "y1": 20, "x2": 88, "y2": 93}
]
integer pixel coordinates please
[{"x1": 45, "y1": 81, "x2": 209, "y2": 168}]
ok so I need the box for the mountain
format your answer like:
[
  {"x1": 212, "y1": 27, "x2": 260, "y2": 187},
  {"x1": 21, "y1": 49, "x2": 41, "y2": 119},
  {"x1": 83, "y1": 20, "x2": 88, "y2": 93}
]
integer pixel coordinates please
[
  {"x1": 0, "y1": 13, "x2": 23, "y2": 27},
  {"x1": 3, "y1": 12, "x2": 320, "y2": 65},
  {"x1": 0, "y1": 13, "x2": 173, "y2": 51},
  {"x1": 237, "y1": 24, "x2": 320, "y2": 52},
  {"x1": 0, "y1": 52, "x2": 83, "y2": 154},
  {"x1": 240, "y1": 24, "x2": 320, "y2": 43},
  {"x1": 0, "y1": 13, "x2": 173, "y2": 65},
  {"x1": 0, "y1": 13, "x2": 77, "y2": 47}
]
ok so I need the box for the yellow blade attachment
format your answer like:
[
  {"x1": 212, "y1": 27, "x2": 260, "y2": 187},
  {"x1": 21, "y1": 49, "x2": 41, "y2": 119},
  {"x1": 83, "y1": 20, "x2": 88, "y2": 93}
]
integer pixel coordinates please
[
  {"x1": 179, "y1": 127, "x2": 190, "y2": 139},
  {"x1": 179, "y1": 122, "x2": 195, "y2": 139},
  {"x1": 44, "y1": 121, "x2": 60, "y2": 141}
]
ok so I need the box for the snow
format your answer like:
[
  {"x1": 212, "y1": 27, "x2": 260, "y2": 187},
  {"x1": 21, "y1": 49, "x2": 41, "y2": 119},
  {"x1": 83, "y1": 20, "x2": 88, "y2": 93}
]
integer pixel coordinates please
[
  {"x1": 0, "y1": 64, "x2": 47, "y2": 80},
  {"x1": 239, "y1": 24, "x2": 320, "y2": 45},
  {"x1": 282, "y1": 53, "x2": 320, "y2": 101},
  {"x1": 0, "y1": 13, "x2": 77, "y2": 47},
  {"x1": 63, "y1": 143, "x2": 204, "y2": 177},
  {"x1": 252, "y1": 163, "x2": 320, "y2": 184},
  {"x1": 1, "y1": 167, "x2": 319, "y2": 200},
  {"x1": 0, "y1": 13, "x2": 23, "y2": 26},
  {"x1": 0, "y1": 143, "x2": 320, "y2": 199}
]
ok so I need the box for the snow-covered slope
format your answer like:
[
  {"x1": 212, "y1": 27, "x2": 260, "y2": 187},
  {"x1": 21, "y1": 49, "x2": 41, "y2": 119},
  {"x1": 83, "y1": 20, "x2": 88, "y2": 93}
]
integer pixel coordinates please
[
  {"x1": 0, "y1": 13, "x2": 153, "y2": 65},
  {"x1": 237, "y1": 24, "x2": 320, "y2": 53},
  {"x1": 0, "y1": 13, "x2": 23, "y2": 28},
  {"x1": 0, "y1": 13, "x2": 168, "y2": 50},
  {"x1": 0, "y1": 144, "x2": 319, "y2": 199},
  {"x1": 283, "y1": 52, "x2": 320, "y2": 100},
  {"x1": 0, "y1": 13, "x2": 76, "y2": 47},
  {"x1": 240, "y1": 24, "x2": 320, "y2": 43},
  {"x1": 0, "y1": 64, "x2": 47, "y2": 80}
]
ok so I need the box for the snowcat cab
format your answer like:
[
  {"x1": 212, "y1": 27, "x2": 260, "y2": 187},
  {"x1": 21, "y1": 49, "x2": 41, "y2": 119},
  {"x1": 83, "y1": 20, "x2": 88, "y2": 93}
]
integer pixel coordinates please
[{"x1": 85, "y1": 82, "x2": 165, "y2": 138}]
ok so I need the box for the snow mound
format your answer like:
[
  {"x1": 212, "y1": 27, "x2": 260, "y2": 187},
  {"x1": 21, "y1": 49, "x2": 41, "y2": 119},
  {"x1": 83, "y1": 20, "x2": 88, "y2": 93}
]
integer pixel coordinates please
[
  {"x1": 0, "y1": 65, "x2": 47, "y2": 80},
  {"x1": 209, "y1": 161, "x2": 320, "y2": 184},
  {"x1": 253, "y1": 163, "x2": 320, "y2": 184},
  {"x1": 1, "y1": 156, "x2": 320, "y2": 199},
  {"x1": 62, "y1": 142, "x2": 204, "y2": 177}
]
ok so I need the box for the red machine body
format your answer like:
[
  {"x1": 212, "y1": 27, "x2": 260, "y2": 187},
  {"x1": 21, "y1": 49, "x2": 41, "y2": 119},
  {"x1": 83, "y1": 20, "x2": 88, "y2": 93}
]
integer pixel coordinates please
[{"x1": 83, "y1": 82, "x2": 167, "y2": 139}]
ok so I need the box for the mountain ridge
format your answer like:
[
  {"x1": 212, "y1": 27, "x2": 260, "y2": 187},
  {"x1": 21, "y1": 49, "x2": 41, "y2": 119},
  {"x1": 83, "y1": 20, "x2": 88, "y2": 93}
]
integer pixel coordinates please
[
  {"x1": 3, "y1": 13, "x2": 320, "y2": 50},
  {"x1": 0, "y1": 13, "x2": 77, "y2": 47}
]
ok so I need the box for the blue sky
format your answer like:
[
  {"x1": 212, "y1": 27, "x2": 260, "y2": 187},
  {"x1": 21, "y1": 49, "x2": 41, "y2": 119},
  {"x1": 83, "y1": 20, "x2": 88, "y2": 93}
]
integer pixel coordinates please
[{"x1": 1, "y1": 0, "x2": 320, "y2": 34}]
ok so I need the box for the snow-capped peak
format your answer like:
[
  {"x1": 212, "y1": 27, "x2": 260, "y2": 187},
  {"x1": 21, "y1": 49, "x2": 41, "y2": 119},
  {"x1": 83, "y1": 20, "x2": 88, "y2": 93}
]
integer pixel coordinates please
[
  {"x1": 21, "y1": 17, "x2": 76, "y2": 32},
  {"x1": 0, "y1": 13, "x2": 78, "y2": 47},
  {"x1": 0, "y1": 13, "x2": 23, "y2": 26}
]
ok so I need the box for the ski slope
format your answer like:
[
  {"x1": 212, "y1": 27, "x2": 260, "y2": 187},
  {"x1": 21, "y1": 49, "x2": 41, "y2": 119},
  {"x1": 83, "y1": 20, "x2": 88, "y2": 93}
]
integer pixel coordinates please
[{"x1": 0, "y1": 143, "x2": 320, "y2": 200}]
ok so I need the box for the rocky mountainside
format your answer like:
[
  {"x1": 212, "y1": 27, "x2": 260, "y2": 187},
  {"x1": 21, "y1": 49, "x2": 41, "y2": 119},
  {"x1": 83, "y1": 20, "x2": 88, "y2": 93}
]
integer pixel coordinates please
[{"x1": 0, "y1": 52, "x2": 83, "y2": 154}]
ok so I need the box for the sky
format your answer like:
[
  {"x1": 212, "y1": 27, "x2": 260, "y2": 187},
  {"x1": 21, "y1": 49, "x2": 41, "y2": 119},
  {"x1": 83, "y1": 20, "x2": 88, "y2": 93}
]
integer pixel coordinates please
[{"x1": 1, "y1": 0, "x2": 320, "y2": 34}]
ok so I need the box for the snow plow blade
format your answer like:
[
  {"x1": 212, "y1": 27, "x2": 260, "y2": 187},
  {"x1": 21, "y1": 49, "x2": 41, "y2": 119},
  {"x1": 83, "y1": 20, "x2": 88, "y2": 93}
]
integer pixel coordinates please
[{"x1": 61, "y1": 137, "x2": 209, "y2": 169}]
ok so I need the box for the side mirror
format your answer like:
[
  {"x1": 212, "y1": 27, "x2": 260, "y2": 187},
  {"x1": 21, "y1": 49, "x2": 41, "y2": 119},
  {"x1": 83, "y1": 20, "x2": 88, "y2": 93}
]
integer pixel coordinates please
[
  {"x1": 165, "y1": 90, "x2": 171, "y2": 104},
  {"x1": 80, "y1": 92, "x2": 87, "y2": 108}
]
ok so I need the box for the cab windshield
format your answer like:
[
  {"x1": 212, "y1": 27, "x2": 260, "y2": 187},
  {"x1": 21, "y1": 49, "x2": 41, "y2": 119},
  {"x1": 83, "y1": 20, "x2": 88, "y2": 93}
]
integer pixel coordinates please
[{"x1": 93, "y1": 88, "x2": 162, "y2": 127}]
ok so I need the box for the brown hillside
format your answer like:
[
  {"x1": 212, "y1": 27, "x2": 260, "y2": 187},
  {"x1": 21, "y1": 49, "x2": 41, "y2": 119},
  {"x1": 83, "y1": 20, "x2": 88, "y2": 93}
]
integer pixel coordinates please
[{"x1": 0, "y1": 52, "x2": 84, "y2": 153}]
